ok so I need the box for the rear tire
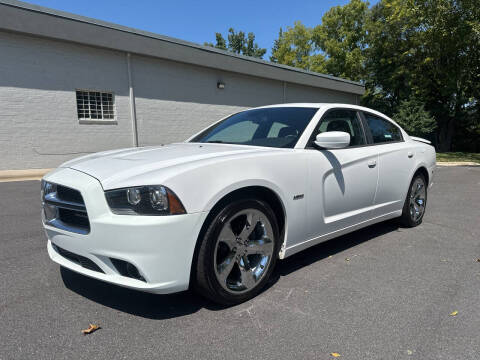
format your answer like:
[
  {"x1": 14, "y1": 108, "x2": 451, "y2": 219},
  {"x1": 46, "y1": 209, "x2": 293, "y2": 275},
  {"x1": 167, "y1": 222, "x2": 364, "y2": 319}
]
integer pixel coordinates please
[
  {"x1": 400, "y1": 172, "x2": 427, "y2": 227},
  {"x1": 193, "y1": 199, "x2": 279, "y2": 305}
]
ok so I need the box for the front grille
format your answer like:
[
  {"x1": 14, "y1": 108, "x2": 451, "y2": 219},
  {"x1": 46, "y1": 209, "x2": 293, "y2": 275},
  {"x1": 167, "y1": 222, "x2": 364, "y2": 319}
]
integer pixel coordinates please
[
  {"x1": 42, "y1": 183, "x2": 90, "y2": 234},
  {"x1": 58, "y1": 208, "x2": 90, "y2": 229},
  {"x1": 53, "y1": 244, "x2": 104, "y2": 273},
  {"x1": 57, "y1": 185, "x2": 84, "y2": 204}
]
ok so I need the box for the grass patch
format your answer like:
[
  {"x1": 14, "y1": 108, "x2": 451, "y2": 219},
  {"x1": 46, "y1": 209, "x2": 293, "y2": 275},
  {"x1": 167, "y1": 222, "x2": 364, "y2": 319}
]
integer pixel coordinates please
[{"x1": 436, "y1": 152, "x2": 480, "y2": 163}]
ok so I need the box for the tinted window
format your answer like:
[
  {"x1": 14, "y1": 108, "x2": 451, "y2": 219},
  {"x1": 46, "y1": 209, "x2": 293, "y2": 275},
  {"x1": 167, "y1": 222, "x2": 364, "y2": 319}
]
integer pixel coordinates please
[
  {"x1": 191, "y1": 107, "x2": 318, "y2": 148},
  {"x1": 205, "y1": 121, "x2": 259, "y2": 143},
  {"x1": 364, "y1": 113, "x2": 402, "y2": 143},
  {"x1": 313, "y1": 109, "x2": 366, "y2": 146}
]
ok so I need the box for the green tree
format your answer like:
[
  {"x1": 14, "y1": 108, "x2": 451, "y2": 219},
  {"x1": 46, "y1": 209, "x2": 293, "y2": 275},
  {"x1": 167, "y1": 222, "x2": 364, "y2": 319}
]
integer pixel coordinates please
[
  {"x1": 313, "y1": 0, "x2": 370, "y2": 81},
  {"x1": 205, "y1": 28, "x2": 266, "y2": 59},
  {"x1": 269, "y1": 21, "x2": 326, "y2": 73},
  {"x1": 362, "y1": 0, "x2": 419, "y2": 115},
  {"x1": 269, "y1": 0, "x2": 479, "y2": 151},
  {"x1": 412, "y1": 0, "x2": 480, "y2": 151},
  {"x1": 363, "y1": 0, "x2": 480, "y2": 151},
  {"x1": 392, "y1": 97, "x2": 437, "y2": 137},
  {"x1": 270, "y1": 28, "x2": 283, "y2": 62},
  {"x1": 204, "y1": 32, "x2": 227, "y2": 50},
  {"x1": 244, "y1": 32, "x2": 267, "y2": 58},
  {"x1": 227, "y1": 28, "x2": 246, "y2": 54}
]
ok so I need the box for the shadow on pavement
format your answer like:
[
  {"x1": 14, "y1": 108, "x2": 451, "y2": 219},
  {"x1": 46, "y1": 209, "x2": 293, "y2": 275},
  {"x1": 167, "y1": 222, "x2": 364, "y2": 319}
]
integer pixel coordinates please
[
  {"x1": 61, "y1": 220, "x2": 400, "y2": 319},
  {"x1": 275, "y1": 219, "x2": 400, "y2": 278},
  {"x1": 61, "y1": 267, "x2": 219, "y2": 319}
]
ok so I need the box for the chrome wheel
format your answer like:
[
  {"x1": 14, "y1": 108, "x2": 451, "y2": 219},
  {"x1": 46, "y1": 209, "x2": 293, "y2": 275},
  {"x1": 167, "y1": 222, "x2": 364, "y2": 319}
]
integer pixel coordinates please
[
  {"x1": 409, "y1": 177, "x2": 426, "y2": 222},
  {"x1": 214, "y1": 209, "x2": 274, "y2": 294}
]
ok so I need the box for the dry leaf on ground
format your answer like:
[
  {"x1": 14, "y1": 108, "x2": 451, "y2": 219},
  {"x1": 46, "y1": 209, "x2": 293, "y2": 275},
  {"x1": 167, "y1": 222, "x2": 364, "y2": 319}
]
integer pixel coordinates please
[
  {"x1": 81, "y1": 324, "x2": 100, "y2": 335},
  {"x1": 331, "y1": 353, "x2": 341, "y2": 358},
  {"x1": 449, "y1": 310, "x2": 458, "y2": 316}
]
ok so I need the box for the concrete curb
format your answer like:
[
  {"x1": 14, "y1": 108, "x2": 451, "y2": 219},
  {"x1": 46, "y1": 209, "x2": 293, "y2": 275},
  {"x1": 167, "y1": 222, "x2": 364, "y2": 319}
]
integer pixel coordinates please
[
  {"x1": 0, "y1": 169, "x2": 52, "y2": 182},
  {"x1": 437, "y1": 162, "x2": 480, "y2": 167}
]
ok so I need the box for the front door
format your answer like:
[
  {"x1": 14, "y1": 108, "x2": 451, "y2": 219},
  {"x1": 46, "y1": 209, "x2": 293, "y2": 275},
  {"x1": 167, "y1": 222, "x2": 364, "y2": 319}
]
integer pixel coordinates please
[{"x1": 307, "y1": 109, "x2": 379, "y2": 239}]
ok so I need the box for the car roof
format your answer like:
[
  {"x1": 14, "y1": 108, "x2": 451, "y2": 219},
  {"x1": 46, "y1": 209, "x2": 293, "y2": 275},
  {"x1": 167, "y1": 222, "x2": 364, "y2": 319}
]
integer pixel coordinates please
[{"x1": 254, "y1": 103, "x2": 394, "y2": 121}]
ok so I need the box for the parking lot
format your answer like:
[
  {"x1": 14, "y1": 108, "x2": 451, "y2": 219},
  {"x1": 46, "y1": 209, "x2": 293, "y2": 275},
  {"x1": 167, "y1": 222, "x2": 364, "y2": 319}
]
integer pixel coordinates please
[{"x1": 0, "y1": 166, "x2": 478, "y2": 359}]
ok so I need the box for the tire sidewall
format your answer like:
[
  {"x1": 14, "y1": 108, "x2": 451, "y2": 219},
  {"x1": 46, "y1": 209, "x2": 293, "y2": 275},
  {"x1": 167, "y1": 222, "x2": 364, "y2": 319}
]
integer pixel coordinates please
[
  {"x1": 200, "y1": 199, "x2": 280, "y2": 304},
  {"x1": 403, "y1": 173, "x2": 428, "y2": 227}
]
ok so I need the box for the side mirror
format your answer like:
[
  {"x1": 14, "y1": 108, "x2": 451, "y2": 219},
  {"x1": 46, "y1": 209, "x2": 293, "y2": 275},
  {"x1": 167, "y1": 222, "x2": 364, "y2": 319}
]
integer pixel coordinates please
[{"x1": 314, "y1": 131, "x2": 351, "y2": 149}]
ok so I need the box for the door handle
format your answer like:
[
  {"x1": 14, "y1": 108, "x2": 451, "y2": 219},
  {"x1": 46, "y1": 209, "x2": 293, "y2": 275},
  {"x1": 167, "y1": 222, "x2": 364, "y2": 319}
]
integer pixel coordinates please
[
  {"x1": 408, "y1": 152, "x2": 414, "y2": 158},
  {"x1": 367, "y1": 160, "x2": 377, "y2": 168}
]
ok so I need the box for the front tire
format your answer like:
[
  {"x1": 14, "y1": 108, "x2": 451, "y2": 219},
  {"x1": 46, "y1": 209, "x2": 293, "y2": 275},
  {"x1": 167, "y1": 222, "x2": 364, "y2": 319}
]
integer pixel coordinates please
[
  {"x1": 400, "y1": 172, "x2": 427, "y2": 227},
  {"x1": 194, "y1": 199, "x2": 280, "y2": 305}
]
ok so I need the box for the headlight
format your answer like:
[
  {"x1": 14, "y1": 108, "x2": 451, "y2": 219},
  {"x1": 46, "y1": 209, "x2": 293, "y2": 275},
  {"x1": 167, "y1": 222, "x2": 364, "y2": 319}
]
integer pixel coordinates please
[{"x1": 105, "y1": 185, "x2": 186, "y2": 215}]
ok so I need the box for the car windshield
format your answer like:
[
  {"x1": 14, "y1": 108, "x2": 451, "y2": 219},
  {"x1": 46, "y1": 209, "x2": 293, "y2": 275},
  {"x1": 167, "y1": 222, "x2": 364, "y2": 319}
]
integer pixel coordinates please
[{"x1": 190, "y1": 107, "x2": 318, "y2": 148}]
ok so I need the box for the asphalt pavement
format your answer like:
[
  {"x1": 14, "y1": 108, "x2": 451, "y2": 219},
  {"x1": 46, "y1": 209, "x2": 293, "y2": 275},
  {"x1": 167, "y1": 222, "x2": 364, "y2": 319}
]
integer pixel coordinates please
[{"x1": 0, "y1": 166, "x2": 479, "y2": 360}]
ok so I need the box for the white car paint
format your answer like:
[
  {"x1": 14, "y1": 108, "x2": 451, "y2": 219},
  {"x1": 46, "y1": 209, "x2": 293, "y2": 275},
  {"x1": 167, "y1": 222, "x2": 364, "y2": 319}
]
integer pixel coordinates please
[{"x1": 42, "y1": 103, "x2": 436, "y2": 294}]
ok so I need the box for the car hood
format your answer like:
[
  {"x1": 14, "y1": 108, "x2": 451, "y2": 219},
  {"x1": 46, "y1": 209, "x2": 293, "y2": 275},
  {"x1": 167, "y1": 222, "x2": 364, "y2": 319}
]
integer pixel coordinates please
[{"x1": 61, "y1": 143, "x2": 277, "y2": 189}]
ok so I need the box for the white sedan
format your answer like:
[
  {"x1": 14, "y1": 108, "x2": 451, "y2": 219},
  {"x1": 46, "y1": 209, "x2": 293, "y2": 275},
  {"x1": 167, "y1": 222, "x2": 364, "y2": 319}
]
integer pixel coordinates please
[{"x1": 42, "y1": 103, "x2": 436, "y2": 304}]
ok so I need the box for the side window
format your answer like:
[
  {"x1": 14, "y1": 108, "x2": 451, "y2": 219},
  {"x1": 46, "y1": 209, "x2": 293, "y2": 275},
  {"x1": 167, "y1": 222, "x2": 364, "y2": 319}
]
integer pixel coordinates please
[
  {"x1": 314, "y1": 109, "x2": 366, "y2": 146},
  {"x1": 364, "y1": 113, "x2": 402, "y2": 143}
]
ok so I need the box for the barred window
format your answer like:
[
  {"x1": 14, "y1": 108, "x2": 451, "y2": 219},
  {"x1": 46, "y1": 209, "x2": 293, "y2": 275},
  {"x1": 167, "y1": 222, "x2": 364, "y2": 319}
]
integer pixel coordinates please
[{"x1": 76, "y1": 90, "x2": 115, "y2": 121}]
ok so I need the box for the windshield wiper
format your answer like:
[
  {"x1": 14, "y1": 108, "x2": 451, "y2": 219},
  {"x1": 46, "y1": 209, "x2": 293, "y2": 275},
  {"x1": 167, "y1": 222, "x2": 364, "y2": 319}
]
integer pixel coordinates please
[{"x1": 205, "y1": 140, "x2": 226, "y2": 144}]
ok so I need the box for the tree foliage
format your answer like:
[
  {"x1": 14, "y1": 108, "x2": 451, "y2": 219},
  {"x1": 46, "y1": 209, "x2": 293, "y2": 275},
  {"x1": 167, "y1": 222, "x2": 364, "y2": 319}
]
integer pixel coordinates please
[
  {"x1": 270, "y1": 1, "x2": 369, "y2": 80},
  {"x1": 269, "y1": 22, "x2": 326, "y2": 73},
  {"x1": 205, "y1": 33, "x2": 227, "y2": 51},
  {"x1": 392, "y1": 96, "x2": 437, "y2": 137},
  {"x1": 205, "y1": 28, "x2": 266, "y2": 59},
  {"x1": 269, "y1": 0, "x2": 480, "y2": 151},
  {"x1": 364, "y1": 0, "x2": 480, "y2": 151},
  {"x1": 313, "y1": 0, "x2": 369, "y2": 81}
]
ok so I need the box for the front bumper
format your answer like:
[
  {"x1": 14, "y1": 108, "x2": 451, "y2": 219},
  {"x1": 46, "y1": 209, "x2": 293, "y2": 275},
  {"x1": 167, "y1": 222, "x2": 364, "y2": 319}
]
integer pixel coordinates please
[{"x1": 43, "y1": 168, "x2": 208, "y2": 294}]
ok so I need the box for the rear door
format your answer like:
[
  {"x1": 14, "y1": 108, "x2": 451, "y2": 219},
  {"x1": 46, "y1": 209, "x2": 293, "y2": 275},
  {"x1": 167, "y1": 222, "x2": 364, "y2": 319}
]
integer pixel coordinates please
[
  {"x1": 307, "y1": 108, "x2": 379, "y2": 239},
  {"x1": 361, "y1": 112, "x2": 414, "y2": 215}
]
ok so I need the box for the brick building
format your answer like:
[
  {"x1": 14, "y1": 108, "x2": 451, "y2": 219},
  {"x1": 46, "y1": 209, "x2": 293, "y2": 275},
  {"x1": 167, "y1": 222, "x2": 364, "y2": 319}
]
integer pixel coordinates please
[{"x1": 0, "y1": 0, "x2": 364, "y2": 170}]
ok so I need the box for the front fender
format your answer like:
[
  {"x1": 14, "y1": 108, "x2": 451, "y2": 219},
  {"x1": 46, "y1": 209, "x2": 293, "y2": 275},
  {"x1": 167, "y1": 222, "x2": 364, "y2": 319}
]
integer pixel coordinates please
[
  {"x1": 160, "y1": 150, "x2": 310, "y2": 253},
  {"x1": 203, "y1": 178, "x2": 288, "y2": 213}
]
